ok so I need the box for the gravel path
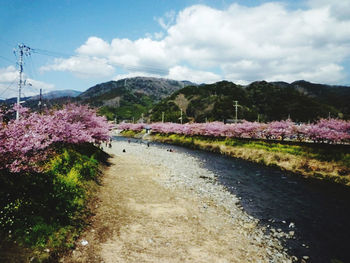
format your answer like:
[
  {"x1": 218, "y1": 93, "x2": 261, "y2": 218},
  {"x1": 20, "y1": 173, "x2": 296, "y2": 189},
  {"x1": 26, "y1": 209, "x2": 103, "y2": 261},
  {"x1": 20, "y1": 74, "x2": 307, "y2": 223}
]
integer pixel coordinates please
[{"x1": 62, "y1": 139, "x2": 293, "y2": 262}]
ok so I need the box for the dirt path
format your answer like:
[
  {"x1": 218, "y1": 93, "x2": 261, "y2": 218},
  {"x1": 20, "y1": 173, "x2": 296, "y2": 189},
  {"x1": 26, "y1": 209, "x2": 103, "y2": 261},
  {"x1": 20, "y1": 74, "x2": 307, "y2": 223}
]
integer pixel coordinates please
[{"x1": 61, "y1": 149, "x2": 287, "y2": 262}]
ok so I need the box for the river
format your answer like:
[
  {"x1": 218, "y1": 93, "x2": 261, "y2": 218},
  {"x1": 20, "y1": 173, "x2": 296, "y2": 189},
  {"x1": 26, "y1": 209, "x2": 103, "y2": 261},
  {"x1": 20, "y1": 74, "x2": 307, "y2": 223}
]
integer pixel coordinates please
[{"x1": 114, "y1": 136, "x2": 350, "y2": 263}]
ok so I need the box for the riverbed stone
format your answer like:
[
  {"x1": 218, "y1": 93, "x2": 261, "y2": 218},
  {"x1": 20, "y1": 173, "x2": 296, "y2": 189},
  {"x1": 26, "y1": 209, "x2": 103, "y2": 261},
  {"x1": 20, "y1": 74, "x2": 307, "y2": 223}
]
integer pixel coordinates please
[{"x1": 105, "y1": 139, "x2": 294, "y2": 261}]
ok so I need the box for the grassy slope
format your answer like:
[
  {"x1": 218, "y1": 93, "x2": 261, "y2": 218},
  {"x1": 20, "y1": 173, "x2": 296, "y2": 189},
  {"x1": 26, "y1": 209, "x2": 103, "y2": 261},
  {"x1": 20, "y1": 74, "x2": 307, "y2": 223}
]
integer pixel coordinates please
[
  {"x1": 122, "y1": 131, "x2": 350, "y2": 186},
  {"x1": 0, "y1": 143, "x2": 110, "y2": 262}
]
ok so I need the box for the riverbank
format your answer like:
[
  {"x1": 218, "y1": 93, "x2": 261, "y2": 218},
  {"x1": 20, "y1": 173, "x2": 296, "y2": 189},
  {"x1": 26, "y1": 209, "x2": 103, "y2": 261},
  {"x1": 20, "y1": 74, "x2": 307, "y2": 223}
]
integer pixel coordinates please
[
  {"x1": 62, "y1": 140, "x2": 293, "y2": 262},
  {"x1": 0, "y1": 144, "x2": 109, "y2": 262},
  {"x1": 121, "y1": 130, "x2": 350, "y2": 186}
]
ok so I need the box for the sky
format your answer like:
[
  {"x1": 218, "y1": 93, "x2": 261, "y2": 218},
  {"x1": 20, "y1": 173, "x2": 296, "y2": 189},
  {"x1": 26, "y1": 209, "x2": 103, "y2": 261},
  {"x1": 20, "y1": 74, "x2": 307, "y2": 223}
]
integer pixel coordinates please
[{"x1": 0, "y1": 0, "x2": 350, "y2": 99}]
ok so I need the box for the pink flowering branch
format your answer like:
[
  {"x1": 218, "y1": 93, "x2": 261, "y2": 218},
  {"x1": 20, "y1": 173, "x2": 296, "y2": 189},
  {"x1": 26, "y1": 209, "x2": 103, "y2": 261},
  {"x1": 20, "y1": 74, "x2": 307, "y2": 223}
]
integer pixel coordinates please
[
  {"x1": 0, "y1": 104, "x2": 113, "y2": 173},
  {"x1": 118, "y1": 119, "x2": 350, "y2": 144}
]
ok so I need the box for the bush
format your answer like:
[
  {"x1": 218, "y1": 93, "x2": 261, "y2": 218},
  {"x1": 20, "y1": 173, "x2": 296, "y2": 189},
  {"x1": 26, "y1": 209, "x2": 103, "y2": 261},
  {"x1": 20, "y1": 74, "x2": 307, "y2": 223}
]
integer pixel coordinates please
[{"x1": 0, "y1": 144, "x2": 107, "y2": 261}]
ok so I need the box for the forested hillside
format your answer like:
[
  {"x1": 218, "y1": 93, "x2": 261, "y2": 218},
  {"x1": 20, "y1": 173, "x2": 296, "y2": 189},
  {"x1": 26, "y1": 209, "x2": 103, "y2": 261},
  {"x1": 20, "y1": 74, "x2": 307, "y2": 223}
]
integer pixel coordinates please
[
  {"x1": 150, "y1": 80, "x2": 350, "y2": 123},
  {"x1": 77, "y1": 77, "x2": 193, "y2": 121}
]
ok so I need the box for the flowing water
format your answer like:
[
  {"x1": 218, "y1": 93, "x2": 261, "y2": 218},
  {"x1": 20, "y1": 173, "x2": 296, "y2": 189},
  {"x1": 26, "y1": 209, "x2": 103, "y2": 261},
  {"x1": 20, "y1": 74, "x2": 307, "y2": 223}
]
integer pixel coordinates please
[{"x1": 114, "y1": 136, "x2": 350, "y2": 262}]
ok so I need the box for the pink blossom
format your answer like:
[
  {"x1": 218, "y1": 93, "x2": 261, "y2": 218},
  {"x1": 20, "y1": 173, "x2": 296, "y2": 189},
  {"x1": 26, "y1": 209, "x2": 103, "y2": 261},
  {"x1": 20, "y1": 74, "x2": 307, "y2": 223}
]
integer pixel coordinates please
[
  {"x1": 0, "y1": 104, "x2": 113, "y2": 173},
  {"x1": 118, "y1": 119, "x2": 350, "y2": 144}
]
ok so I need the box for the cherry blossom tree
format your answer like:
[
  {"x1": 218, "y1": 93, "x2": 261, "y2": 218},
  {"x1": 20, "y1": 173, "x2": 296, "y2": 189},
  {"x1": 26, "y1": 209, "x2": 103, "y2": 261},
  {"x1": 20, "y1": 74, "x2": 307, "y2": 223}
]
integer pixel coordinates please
[
  {"x1": 0, "y1": 104, "x2": 113, "y2": 173},
  {"x1": 264, "y1": 120, "x2": 295, "y2": 141},
  {"x1": 118, "y1": 119, "x2": 350, "y2": 144}
]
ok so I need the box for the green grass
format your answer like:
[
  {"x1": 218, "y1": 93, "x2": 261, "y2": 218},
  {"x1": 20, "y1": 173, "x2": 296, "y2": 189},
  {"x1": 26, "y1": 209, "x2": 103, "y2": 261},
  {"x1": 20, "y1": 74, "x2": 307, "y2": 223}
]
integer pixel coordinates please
[
  {"x1": 149, "y1": 133, "x2": 350, "y2": 185},
  {"x1": 0, "y1": 143, "x2": 109, "y2": 262},
  {"x1": 153, "y1": 133, "x2": 350, "y2": 168},
  {"x1": 221, "y1": 138, "x2": 350, "y2": 167},
  {"x1": 121, "y1": 130, "x2": 144, "y2": 137}
]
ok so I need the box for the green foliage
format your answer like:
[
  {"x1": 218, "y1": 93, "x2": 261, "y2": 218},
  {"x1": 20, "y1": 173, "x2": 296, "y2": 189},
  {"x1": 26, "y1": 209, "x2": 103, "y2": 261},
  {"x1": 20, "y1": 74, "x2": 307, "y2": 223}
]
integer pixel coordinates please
[
  {"x1": 98, "y1": 106, "x2": 115, "y2": 120},
  {"x1": 222, "y1": 138, "x2": 350, "y2": 167},
  {"x1": 151, "y1": 80, "x2": 349, "y2": 123},
  {"x1": 97, "y1": 92, "x2": 154, "y2": 121},
  {"x1": 151, "y1": 100, "x2": 189, "y2": 123},
  {"x1": 0, "y1": 143, "x2": 107, "y2": 261},
  {"x1": 121, "y1": 130, "x2": 139, "y2": 137},
  {"x1": 246, "y1": 81, "x2": 338, "y2": 122}
]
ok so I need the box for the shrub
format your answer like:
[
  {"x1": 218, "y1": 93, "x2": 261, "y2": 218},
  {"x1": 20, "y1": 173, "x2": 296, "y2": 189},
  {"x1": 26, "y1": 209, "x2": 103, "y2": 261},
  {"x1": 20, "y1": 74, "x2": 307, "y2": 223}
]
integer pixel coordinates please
[{"x1": 0, "y1": 145, "x2": 105, "y2": 259}]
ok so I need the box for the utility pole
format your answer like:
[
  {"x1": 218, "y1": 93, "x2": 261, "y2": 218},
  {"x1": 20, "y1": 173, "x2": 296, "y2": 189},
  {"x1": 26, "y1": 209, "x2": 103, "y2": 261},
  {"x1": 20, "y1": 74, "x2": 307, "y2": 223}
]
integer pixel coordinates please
[
  {"x1": 15, "y1": 44, "x2": 31, "y2": 120},
  {"x1": 162, "y1": 112, "x2": 164, "y2": 123},
  {"x1": 180, "y1": 109, "x2": 183, "y2": 124},
  {"x1": 38, "y1": 88, "x2": 42, "y2": 113},
  {"x1": 233, "y1": 100, "x2": 238, "y2": 123},
  {"x1": 141, "y1": 113, "x2": 144, "y2": 123}
]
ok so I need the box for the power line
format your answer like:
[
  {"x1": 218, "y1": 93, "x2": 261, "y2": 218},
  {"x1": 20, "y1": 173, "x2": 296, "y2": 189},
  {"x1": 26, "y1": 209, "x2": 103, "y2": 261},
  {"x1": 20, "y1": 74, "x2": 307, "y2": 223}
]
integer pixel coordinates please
[
  {"x1": 32, "y1": 48, "x2": 72, "y2": 58},
  {"x1": 7, "y1": 44, "x2": 167, "y2": 76},
  {"x1": 3, "y1": 43, "x2": 170, "y2": 104},
  {"x1": 113, "y1": 62, "x2": 168, "y2": 75},
  {"x1": 27, "y1": 53, "x2": 40, "y2": 83},
  {"x1": 0, "y1": 80, "x2": 17, "y2": 98},
  {"x1": 0, "y1": 37, "x2": 15, "y2": 48},
  {"x1": 0, "y1": 55, "x2": 15, "y2": 64},
  {"x1": 32, "y1": 47, "x2": 169, "y2": 75}
]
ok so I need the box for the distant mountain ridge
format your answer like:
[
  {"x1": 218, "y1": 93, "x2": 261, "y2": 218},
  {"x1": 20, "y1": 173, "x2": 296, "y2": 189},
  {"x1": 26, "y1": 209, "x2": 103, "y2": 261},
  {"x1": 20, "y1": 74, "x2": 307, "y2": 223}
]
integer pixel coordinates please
[
  {"x1": 149, "y1": 79, "x2": 350, "y2": 122},
  {"x1": 29, "y1": 90, "x2": 81, "y2": 100},
  {"x1": 79, "y1": 77, "x2": 194, "y2": 102},
  {"x1": 1, "y1": 77, "x2": 349, "y2": 123},
  {"x1": 288, "y1": 80, "x2": 350, "y2": 115},
  {"x1": 77, "y1": 77, "x2": 350, "y2": 122},
  {"x1": 0, "y1": 89, "x2": 81, "y2": 104},
  {"x1": 77, "y1": 77, "x2": 195, "y2": 120}
]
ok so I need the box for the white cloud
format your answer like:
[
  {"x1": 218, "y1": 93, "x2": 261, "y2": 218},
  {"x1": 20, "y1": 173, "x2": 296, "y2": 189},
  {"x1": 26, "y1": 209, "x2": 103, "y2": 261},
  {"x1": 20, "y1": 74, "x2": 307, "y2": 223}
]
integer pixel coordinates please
[
  {"x1": 164, "y1": 3, "x2": 350, "y2": 84},
  {"x1": 167, "y1": 66, "x2": 221, "y2": 83},
  {"x1": 113, "y1": 71, "x2": 161, "y2": 81},
  {"x1": 42, "y1": 2, "x2": 350, "y2": 85},
  {"x1": 0, "y1": 66, "x2": 55, "y2": 99},
  {"x1": 154, "y1": 31, "x2": 164, "y2": 40},
  {"x1": 41, "y1": 56, "x2": 115, "y2": 78},
  {"x1": 0, "y1": 66, "x2": 18, "y2": 82},
  {"x1": 26, "y1": 78, "x2": 56, "y2": 94},
  {"x1": 308, "y1": 0, "x2": 350, "y2": 20},
  {"x1": 267, "y1": 64, "x2": 345, "y2": 84},
  {"x1": 109, "y1": 37, "x2": 172, "y2": 73},
  {"x1": 156, "y1": 10, "x2": 176, "y2": 30},
  {"x1": 76, "y1": 37, "x2": 110, "y2": 57},
  {"x1": 113, "y1": 66, "x2": 221, "y2": 84}
]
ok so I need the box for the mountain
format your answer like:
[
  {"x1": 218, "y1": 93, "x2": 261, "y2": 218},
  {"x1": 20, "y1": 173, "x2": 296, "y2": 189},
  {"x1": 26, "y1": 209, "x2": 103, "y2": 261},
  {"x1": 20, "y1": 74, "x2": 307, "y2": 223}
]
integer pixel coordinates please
[
  {"x1": 288, "y1": 80, "x2": 350, "y2": 118},
  {"x1": 3, "y1": 77, "x2": 348, "y2": 123},
  {"x1": 149, "y1": 80, "x2": 350, "y2": 123},
  {"x1": 28, "y1": 90, "x2": 81, "y2": 100},
  {"x1": 79, "y1": 77, "x2": 194, "y2": 101},
  {"x1": 0, "y1": 96, "x2": 32, "y2": 105},
  {"x1": 77, "y1": 77, "x2": 195, "y2": 120},
  {"x1": 0, "y1": 90, "x2": 81, "y2": 106}
]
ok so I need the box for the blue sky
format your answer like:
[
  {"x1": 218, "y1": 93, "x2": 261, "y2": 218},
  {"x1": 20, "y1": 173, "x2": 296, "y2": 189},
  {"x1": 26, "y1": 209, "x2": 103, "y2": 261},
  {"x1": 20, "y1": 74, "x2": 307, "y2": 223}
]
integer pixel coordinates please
[{"x1": 0, "y1": 0, "x2": 349, "y2": 98}]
